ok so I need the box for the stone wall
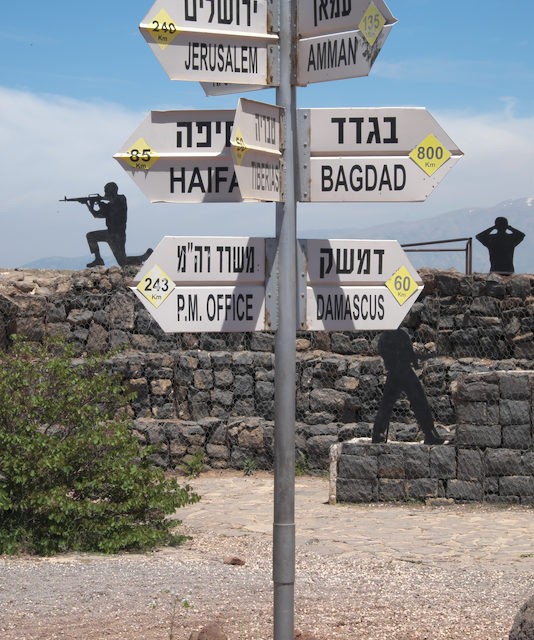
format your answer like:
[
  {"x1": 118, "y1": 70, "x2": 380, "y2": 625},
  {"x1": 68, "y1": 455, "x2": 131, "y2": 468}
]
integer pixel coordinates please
[
  {"x1": 1, "y1": 267, "x2": 534, "y2": 477},
  {"x1": 331, "y1": 371, "x2": 534, "y2": 504}
]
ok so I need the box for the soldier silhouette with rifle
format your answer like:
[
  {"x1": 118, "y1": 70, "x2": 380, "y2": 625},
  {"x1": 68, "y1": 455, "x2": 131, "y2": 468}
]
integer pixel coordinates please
[
  {"x1": 476, "y1": 216, "x2": 525, "y2": 275},
  {"x1": 372, "y1": 328, "x2": 445, "y2": 445},
  {"x1": 61, "y1": 182, "x2": 152, "y2": 268}
]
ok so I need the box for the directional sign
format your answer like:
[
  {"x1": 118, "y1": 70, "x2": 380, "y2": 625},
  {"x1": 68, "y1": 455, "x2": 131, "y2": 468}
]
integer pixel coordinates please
[
  {"x1": 131, "y1": 236, "x2": 269, "y2": 333},
  {"x1": 297, "y1": 107, "x2": 463, "y2": 202},
  {"x1": 297, "y1": 0, "x2": 396, "y2": 85},
  {"x1": 301, "y1": 239, "x2": 423, "y2": 331},
  {"x1": 201, "y1": 82, "x2": 265, "y2": 96},
  {"x1": 137, "y1": 236, "x2": 265, "y2": 283},
  {"x1": 298, "y1": 0, "x2": 396, "y2": 39},
  {"x1": 230, "y1": 98, "x2": 283, "y2": 201},
  {"x1": 114, "y1": 110, "x2": 243, "y2": 203},
  {"x1": 140, "y1": 0, "x2": 279, "y2": 86}
]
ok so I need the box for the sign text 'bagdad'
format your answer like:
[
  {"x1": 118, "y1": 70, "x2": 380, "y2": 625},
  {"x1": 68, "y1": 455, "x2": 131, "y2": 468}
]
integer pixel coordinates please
[{"x1": 298, "y1": 107, "x2": 463, "y2": 202}]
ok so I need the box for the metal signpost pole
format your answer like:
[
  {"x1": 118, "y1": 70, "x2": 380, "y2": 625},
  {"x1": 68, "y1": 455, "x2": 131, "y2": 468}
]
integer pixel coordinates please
[{"x1": 274, "y1": 0, "x2": 297, "y2": 638}]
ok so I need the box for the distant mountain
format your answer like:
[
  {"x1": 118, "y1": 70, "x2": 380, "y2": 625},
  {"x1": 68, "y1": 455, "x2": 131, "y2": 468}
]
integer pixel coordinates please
[
  {"x1": 307, "y1": 197, "x2": 534, "y2": 274},
  {"x1": 22, "y1": 255, "x2": 115, "y2": 271},
  {"x1": 21, "y1": 198, "x2": 534, "y2": 274}
]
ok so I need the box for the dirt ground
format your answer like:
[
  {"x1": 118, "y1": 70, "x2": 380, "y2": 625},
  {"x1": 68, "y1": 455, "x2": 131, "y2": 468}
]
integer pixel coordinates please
[{"x1": 1, "y1": 471, "x2": 533, "y2": 639}]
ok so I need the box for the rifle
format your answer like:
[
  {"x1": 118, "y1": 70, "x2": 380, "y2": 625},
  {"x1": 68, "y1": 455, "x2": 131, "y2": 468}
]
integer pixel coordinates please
[{"x1": 60, "y1": 194, "x2": 103, "y2": 206}]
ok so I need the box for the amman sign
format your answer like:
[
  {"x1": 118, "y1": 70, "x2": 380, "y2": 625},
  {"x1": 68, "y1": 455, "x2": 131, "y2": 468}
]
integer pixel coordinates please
[
  {"x1": 296, "y1": 0, "x2": 396, "y2": 85},
  {"x1": 114, "y1": 110, "x2": 243, "y2": 203},
  {"x1": 301, "y1": 238, "x2": 423, "y2": 331},
  {"x1": 297, "y1": 107, "x2": 463, "y2": 202},
  {"x1": 140, "y1": 0, "x2": 279, "y2": 86},
  {"x1": 131, "y1": 236, "x2": 268, "y2": 333}
]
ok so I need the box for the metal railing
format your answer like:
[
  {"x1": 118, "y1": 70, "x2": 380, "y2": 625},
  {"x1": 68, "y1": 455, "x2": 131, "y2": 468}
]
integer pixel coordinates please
[{"x1": 402, "y1": 237, "x2": 473, "y2": 274}]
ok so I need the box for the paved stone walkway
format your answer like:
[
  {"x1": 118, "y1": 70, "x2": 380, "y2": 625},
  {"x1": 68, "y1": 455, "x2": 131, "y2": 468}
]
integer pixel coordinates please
[{"x1": 181, "y1": 471, "x2": 534, "y2": 570}]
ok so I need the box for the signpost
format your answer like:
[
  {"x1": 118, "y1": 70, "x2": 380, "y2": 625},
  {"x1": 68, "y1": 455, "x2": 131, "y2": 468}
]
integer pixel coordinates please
[
  {"x1": 117, "y1": 3, "x2": 464, "y2": 639},
  {"x1": 297, "y1": 0, "x2": 396, "y2": 85},
  {"x1": 114, "y1": 110, "x2": 243, "y2": 203},
  {"x1": 302, "y1": 239, "x2": 423, "y2": 331},
  {"x1": 131, "y1": 236, "x2": 269, "y2": 332},
  {"x1": 230, "y1": 98, "x2": 284, "y2": 202},
  {"x1": 298, "y1": 107, "x2": 464, "y2": 202},
  {"x1": 140, "y1": 0, "x2": 279, "y2": 86}
]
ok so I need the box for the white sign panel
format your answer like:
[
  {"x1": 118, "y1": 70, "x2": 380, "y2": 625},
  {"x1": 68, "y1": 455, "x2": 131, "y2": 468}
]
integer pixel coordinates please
[
  {"x1": 298, "y1": 107, "x2": 464, "y2": 202},
  {"x1": 131, "y1": 236, "x2": 269, "y2": 333},
  {"x1": 305, "y1": 284, "x2": 422, "y2": 331},
  {"x1": 140, "y1": 0, "x2": 278, "y2": 85},
  {"x1": 297, "y1": 20, "x2": 394, "y2": 85},
  {"x1": 305, "y1": 107, "x2": 463, "y2": 156},
  {"x1": 307, "y1": 155, "x2": 463, "y2": 202},
  {"x1": 144, "y1": 0, "x2": 273, "y2": 36},
  {"x1": 201, "y1": 82, "x2": 266, "y2": 96},
  {"x1": 138, "y1": 236, "x2": 265, "y2": 283},
  {"x1": 303, "y1": 239, "x2": 421, "y2": 284},
  {"x1": 231, "y1": 98, "x2": 283, "y2": 201},
  {"x1": 134, "y1": 285, "x2": 267, "y2": 333},
  {"x1": 298, "y1": 0, "x2": 396, "y2": 39},
  {"x1": 114, "y1": 110, "x2": 244, "y2": 203}
]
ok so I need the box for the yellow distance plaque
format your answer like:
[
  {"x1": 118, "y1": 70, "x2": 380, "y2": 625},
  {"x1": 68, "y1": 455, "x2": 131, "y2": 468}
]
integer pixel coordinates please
[
  {"x1": 136, "y1": 265, "x2": 175, "y2": 308},
  {"x1": 386, "y1": 266, "x2": 419, "y2": 305}
]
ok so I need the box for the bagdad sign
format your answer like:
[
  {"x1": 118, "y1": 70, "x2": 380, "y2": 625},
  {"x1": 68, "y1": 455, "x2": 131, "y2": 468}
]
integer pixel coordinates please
[
  {"x1": 296, "y1": 0, "x2": 396, "y2": 85},
  {"x1": 131, "y1": 236, "x2": 269, "y2": 332},
  {"x1": 114, "y1": 110, "x2": 243, "y2": 203},
  {"x1": 297, "y1": 107, "x2": 463, "y2": 202},
  {"x1": 140, "y1": 0, "x2": 279, "y2": 86},
  {"x1": 301, "y1": 239, "x2": 423, "y2": 331},
  {"x1": 230, "y1": 98, "x2": 284, "y2": 201}
]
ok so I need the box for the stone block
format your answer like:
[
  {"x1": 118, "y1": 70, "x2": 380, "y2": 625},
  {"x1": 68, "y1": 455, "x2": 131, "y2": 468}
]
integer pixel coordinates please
[
  {"x1": 485, "y1": 449, "x2": 522, "y2": 476},
  {"x1": 336, "y1": 478, "x2": 377, "y2": 503},
  {"x1": 499, "y1": 374, "x2": 530, "y2": 400},
  {"x1": 403, "y1": 446, "x2": 430, "y2": 478},
  {"x1": 378, "y1": 479, "x2": 406, "y2": 502},
  {"x1": 378, "y1": 452, "x2": 405, "y2": 479},
  {"x1": 338, "y1": 454, "x2": 378, "y2": 480},
  {"x1": 455, "y1": 401, "x2": 499, "y2": 426},
  {"x1": 430, "y1": 446, "x2": 456, "y2": 479},
  {"x1": 499, "y1": 399, "x2": 531, "y2": 426},
  {"x1": 457, "y1": 449, "x2": 484, "y2": 481},
  {"x1": 405, "y1": 478, "x2": 438, "y2": 500},
  {"x1": 499, "y1": 476, "x2": 534, "y2": 497},
  {"x1": 456, "y1": 424, "x2": 502, "y2": 448},
  {"x1": 502, "y1": 424, "x2": 532, "y2": 450},
  {"x1": 446, "y1": 479, "x2": 483, "y2": 501},
  {"x1": 522, "y1": 452, "x2": 534, "y2": 475}
]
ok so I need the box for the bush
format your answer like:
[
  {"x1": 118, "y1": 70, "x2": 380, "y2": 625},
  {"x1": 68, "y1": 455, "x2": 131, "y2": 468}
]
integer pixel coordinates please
[{"x1": 0, "y1": 337, "x2": 199, "y2": 555}]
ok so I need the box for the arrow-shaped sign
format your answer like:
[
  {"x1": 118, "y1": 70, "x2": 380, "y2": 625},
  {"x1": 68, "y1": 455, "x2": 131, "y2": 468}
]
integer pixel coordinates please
[
  {"x1": 140, "y1": 0, "x2": 279, "y2": 86},
  {"x1": 230, "y1": 98, "x2": 284, "y2": 202},
  {"x1": 301, "y1": 238, "x2": 423, "y2": 331},
  {"x1": 297, "y1": 0, "x2": 396, "y2": 85},
  {"x1": 131, "y1": 236, "x2": 269, "y2": 333},
  {"x1": 114, "y1": 110, "x2": 243, "y2": 203},
  {"x1": 298, "y1": 107, "x2": 463, "y2": 202}
]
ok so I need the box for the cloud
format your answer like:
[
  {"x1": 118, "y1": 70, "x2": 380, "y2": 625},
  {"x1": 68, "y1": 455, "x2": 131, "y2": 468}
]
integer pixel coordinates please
[{"x1": 0, "y1": 86, "x2": 533, "y2": 267}]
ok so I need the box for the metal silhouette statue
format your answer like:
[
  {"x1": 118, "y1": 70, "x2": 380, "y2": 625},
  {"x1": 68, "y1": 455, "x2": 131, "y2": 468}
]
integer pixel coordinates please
[
  {"x1": 372, "y1": 329, "x2": 445, "y2": 445},
  {"x1": 61, "y1": 182, "x2": 152, "y2": 268},
  {"x1": 476, "y1": 216, "x2": 525, "y2": 275}
]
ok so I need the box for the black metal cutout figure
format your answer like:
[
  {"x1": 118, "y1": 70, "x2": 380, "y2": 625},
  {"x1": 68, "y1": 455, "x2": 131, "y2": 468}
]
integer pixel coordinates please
[
  {"x1": 372, "y1": 329, "x2": 444, "y2": 445},
  {"x1": 476, "y1": 216, "x2": 525, "y2": 275},
  {"x1": 61, "y1": 182, "x2": 152, "y2": 268}
]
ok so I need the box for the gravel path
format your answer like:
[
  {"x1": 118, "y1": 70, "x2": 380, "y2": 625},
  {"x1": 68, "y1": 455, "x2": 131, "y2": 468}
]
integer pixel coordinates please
[{"x1": 1, "y1": 471, "x2": 533, "y2": 639}]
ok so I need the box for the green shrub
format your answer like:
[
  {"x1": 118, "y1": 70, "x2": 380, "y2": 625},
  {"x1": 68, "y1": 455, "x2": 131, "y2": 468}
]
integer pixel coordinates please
[{"x1": 0, "y1": 337, "x2": 199, "y2": 555}]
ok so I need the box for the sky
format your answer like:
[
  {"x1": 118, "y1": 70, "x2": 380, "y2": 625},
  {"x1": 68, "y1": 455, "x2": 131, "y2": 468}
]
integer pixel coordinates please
[{"x1": 1, "y1": 0, "x2": 533, "y2": 267}]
